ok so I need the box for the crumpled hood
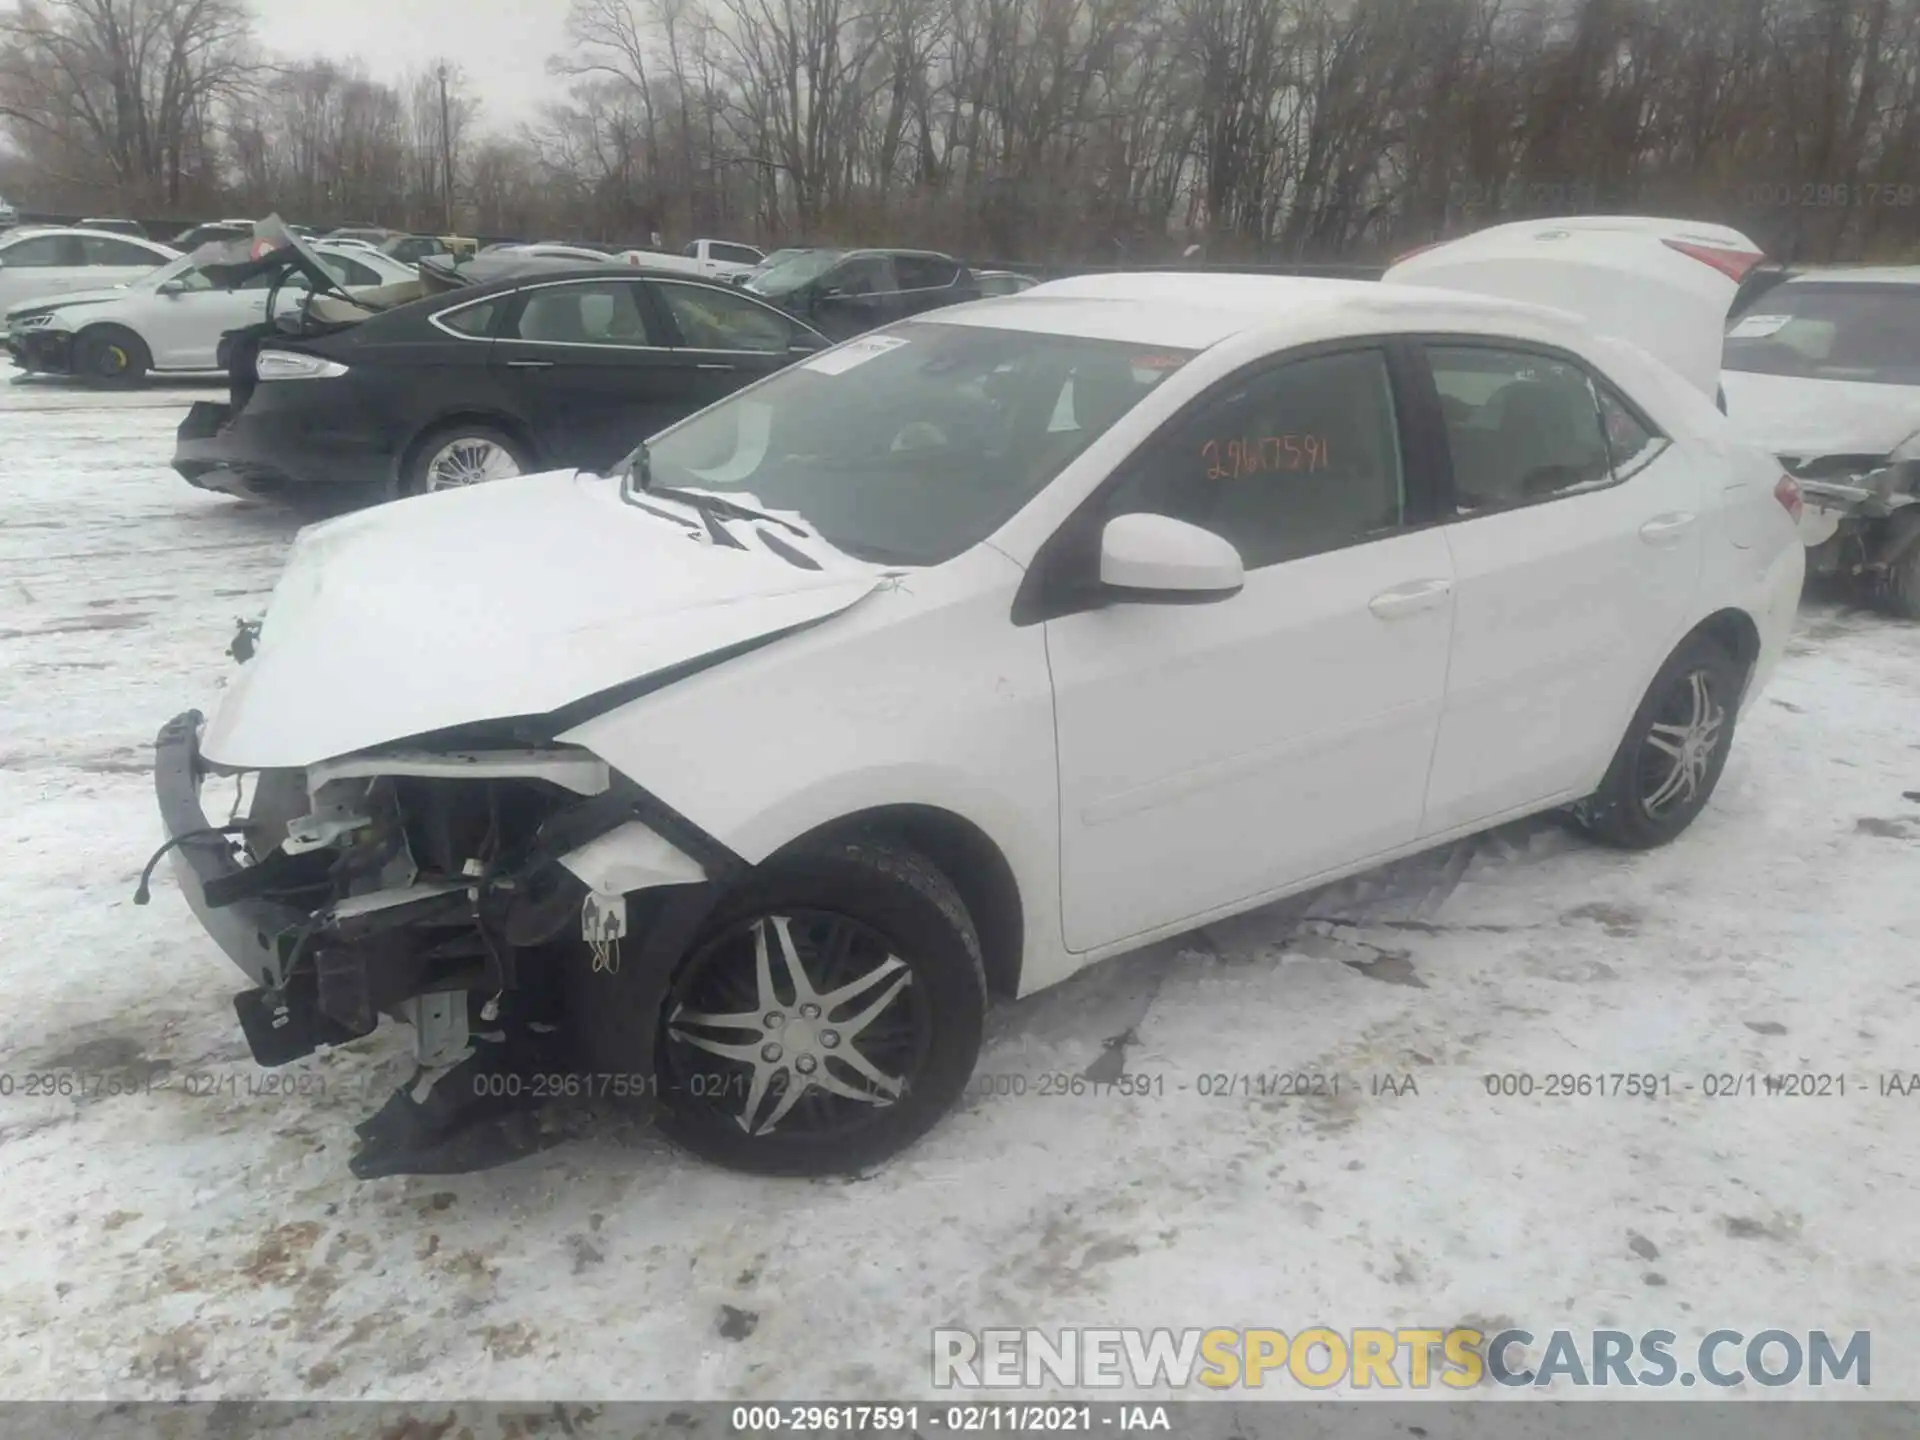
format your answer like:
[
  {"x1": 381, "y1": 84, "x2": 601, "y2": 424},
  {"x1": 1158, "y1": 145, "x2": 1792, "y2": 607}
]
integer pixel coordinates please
[
  {"x1": 1720, "y1": 370, "x2": 1920, "y2": 461},
  {"x1": 200, "y1": 470, "x2": 883, "y2": 770}
]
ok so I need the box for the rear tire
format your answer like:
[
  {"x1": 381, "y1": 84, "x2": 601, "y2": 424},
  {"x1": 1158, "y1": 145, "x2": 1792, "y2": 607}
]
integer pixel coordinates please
[
  {"x1": 74, "y1": 326, "x2": 151, "y2": 388},
  {"x1": 1572, "y1": 635, "x2": 1745, "y2": 850},
  {"x1": 1884, "y1": 541, "x2": 1920, "y2": 620},
  {"x1": 400, "y1": 422, "x2": 531, "y2": 497},
  {"x1": 652, "y1": 839, "x2": 987, "y2": 1176}
]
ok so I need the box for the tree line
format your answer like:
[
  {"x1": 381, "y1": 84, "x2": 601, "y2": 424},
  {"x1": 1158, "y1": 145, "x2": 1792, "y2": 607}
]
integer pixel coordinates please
[{"x1": 1, "y1": 0, "x2": 1917, "y2": 264}]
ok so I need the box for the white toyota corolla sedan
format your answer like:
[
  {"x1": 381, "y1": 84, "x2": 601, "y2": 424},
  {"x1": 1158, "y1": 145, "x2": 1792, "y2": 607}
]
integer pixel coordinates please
[{"x1": 147, "y1": 218, "x2": 1806, "y2": 1179}]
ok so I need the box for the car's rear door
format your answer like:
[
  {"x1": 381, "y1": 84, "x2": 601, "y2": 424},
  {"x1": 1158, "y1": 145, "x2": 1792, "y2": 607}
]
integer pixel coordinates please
[
  {"x1": 892, "y1": 255, "x2": 967, "y2": 320},
  {"x1": 1414, "y1": 341, "x2": 1704, "y2": 835},
  {"x1": 645, "y1": 277, "x2": 818, "y2": 414},
  {"x1": 1043, "y1": 343, "x2": 1456, "y2": 953},
  {"x1": 490, "y1": 276, "x2": 686, "y2": 472}
]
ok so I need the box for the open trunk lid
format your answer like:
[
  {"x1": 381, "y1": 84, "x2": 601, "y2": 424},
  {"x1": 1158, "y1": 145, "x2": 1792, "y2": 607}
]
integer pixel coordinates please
[{"x1": 1383, "y1": 216, "x2": 1765, "y2": 400}]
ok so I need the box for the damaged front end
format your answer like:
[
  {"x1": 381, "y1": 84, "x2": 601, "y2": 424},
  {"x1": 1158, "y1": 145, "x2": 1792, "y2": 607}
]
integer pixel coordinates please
[
  {"x1": 149, "y1": 711, "x2": 718, "y2": 1177},
  {"x1": 1789, "y1": 454, "x2": 1920, "y2": 616}
]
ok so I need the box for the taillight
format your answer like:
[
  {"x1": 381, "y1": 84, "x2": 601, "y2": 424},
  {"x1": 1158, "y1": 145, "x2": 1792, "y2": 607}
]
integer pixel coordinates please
[
  {"x1": 1774, "y1": 474, "x2": 1803, "y2": 521},
  {"x1": 1663, "y1": 238, "x2": 1765, "y2": 282}
]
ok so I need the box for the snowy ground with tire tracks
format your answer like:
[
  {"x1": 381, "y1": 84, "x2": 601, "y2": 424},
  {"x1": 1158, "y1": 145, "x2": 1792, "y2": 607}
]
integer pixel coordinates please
[{"x1": 1, "y1": 373, "x2": 1917, "y2": 1406}]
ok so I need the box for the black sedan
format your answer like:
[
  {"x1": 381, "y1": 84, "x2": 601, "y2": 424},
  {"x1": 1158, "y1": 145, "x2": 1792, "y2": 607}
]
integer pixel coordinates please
[
  {"x1": 743, "y1": 248, "x2": 979, "y2": 340},
  {"x1": 174, "y1": 260, "x2": 830, "y2": 505}
]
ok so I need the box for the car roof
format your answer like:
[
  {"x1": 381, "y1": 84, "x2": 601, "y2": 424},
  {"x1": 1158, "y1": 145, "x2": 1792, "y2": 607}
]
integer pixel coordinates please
[
  {"x1": 937, "y1": 272, "x2": 1598, "y2": 352},
  {"x1": 1, "y1": 225, "x2": 174, "y2": 249},
  {"x1": 1778, "y1": 266, "x2": 1920, "y2": 286}
]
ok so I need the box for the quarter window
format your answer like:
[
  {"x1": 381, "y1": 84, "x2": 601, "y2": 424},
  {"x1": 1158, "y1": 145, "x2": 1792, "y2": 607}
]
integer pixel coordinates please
[
  {"x1": 1426, "y1": 346, "x2": 1616, "y2": 512},
  {"x1": 656, "y1": 283, "x2": 792, "y2": 352},
  {"x1": 510, "y1": 281, "x2": 653, "y2": 345},
  {"x1": 436, "y1": 297, "x2": 504, "y2": 338},
  {"x1": 1107, "y1": 348, "x2": 1406, "y2": 569}
]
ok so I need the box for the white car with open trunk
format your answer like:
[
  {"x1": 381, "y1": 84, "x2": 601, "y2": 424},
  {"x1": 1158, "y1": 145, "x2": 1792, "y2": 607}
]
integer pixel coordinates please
[{"x1": 146, "y1": 217, "x2": 1806, "y2": 1179}]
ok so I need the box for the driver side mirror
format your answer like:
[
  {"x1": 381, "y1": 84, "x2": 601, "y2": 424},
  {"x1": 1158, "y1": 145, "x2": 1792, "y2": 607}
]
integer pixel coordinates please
[
  {"x1": 1098, "y1": 513, "x2": 1244, "y2": 602},
  {"x1": 158, "y1": 279, "x2": 188, "y2": 295}
]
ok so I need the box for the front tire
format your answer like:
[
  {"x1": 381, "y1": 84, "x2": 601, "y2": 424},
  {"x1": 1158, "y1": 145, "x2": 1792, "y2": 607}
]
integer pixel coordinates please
[
  {"x1": 74, "y1": 326, "x2": 151, "y2": 388},
  {"x1": 652, "y1": 840, "x2": 987, "y2": 1175},
  {"x1": 1573, "y1": 635, "x2": 1745, "y2": 850}
]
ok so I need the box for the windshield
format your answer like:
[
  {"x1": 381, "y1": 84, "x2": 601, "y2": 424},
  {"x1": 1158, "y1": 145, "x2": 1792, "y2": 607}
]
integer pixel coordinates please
[
  {"x1": 1724, "y1": 282, "x2": 1920, "y2": 387},
  {"x1": 748, "y1": 248, "x2": 847, "y2": 297},
  {"x1": 149, "y1": 253, "x2": 214, "y2": 291},
  {"x1": 633, "y1": 320, "x2": 1194, "y2": 565}
]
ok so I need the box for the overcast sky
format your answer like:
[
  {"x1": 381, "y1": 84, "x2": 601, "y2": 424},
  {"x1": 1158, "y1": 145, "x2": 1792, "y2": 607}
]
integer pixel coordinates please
[{"x1": 247, "y1": 0, "x2": 574, "y2": 131}]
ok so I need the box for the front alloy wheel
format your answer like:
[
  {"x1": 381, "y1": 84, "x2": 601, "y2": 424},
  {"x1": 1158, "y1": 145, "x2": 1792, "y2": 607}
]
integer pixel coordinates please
[
  {"x1": 653, "y1": 840, "x2": 987, "y2": 1174},
  {"x1": 667, "y1": 912, "x2": 922, "y2": 1135}
]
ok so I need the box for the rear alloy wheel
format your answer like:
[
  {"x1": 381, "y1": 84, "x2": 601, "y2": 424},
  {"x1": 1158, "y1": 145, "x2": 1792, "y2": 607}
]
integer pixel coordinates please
[
  {"x1": 1573, "y1": 636, "x2": 1744, "y2": 849},
  {"x1": 404, "y1": 425, "x2": 529, "y2": 496},
  {"x1": 75, "y1": 326, "x2": 151, "y2": 388},
  {"x1": 653, "y1": 841, "x2": 986, "y2": 1175}
]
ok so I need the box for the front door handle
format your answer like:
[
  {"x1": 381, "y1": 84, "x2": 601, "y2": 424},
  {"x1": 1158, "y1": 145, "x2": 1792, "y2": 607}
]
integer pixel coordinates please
[
  {"x1": 1368, "y1": 578, "x2": 1453, "y2": 620},
  {"x1": 506, "y1": 359, "x2": 554, "y2": 370},
  {"x1": 1639, "y1": 512, "x2": 1697, "y2": 546}
]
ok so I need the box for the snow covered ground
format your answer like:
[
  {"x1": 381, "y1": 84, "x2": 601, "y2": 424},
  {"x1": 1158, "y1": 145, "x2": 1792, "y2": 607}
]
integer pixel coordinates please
[{"x1": 1, "y1": 375, "x2": 1917, "y2": 1408}]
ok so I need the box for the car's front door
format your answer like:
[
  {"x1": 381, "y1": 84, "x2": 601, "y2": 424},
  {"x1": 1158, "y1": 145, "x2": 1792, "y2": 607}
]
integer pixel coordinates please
[
  {"x1": 646, "y1": 278, "x2": 819, "y2": 414},
  {"x1": 490, "y1": 277, "x2": 684, "y2": 472},
  {"x1": 1416, "y1": 342, "x2": 1703, "y2": 835},
  {"x1": 1042, "y1": 345, "x2": 1457, "y2": 953}
]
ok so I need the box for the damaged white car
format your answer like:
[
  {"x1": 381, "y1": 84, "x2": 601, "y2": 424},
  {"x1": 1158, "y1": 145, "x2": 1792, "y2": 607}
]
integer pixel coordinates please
[{"x1": 146, "y1": 218, "x2": 1806, "y2": 1179}]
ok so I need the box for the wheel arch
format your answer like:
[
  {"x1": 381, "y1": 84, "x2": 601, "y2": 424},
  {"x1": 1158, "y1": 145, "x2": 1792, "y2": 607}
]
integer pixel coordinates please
[
  {"x1": 1684, "y1": 605, "x2": 1762, "y2": 691},
  {"x1": 73, "y1": 319, "x2": 152, "y2": 373},
  {"x1": 772, "y1": 803, "x2": 1025, "y2": 1001},
  {"x1": 397, "y1": 410, "x2": 541, "y2": 486}
]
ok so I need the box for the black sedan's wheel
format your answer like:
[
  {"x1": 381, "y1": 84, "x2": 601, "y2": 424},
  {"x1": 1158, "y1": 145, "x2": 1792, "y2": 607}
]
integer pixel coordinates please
[
  {"x1": 654, "y1": 840, "x2": 986, "y2": 1175},
  {"x1": 1573, "y1": 635, "x2": 1744, "y2": 849},
  {"x1": 402, "y1": 424, "x2": 530, "y2": 496},
  {"x1": 74, "y1": 326, "x2": 151, "y2": 388}
]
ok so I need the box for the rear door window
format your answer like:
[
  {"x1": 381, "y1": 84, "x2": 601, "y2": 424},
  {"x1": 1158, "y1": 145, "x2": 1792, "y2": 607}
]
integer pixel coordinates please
[
  {"x1": 895, "y1": 255, "x2": 958, "y2": 290},
  {"x1": 1425, "y1": 346, "x2": 1619, "y2": 513},
  {"x1": 80, "y1": 235, "x2": 163, "y2": 266}
]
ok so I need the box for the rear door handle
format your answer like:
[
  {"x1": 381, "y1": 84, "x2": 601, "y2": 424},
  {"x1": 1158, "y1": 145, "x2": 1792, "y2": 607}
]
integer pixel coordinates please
[
  {"x1": 1368, "y1": 578, "x2": 1453, "y2": 619},
  {"x1": 1639, "y1": 511, "x2": 1697, "y2": 546},
  {"x1": 506, "y1": 359, "x2": 554, "y2": 370}
]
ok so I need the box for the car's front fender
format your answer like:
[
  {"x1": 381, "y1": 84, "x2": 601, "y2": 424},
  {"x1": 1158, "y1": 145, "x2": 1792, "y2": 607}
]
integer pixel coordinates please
[{"x1": 559, "y1": 547, "x2": 1076, "y2": 996}]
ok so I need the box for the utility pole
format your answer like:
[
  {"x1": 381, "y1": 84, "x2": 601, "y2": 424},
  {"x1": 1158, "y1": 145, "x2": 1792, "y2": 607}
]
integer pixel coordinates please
[{"x1": 437, "y1": 63, "x2": 454, "y2": 232}]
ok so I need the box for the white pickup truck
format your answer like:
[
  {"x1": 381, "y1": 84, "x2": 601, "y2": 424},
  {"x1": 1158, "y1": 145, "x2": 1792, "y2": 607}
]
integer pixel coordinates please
[{"x1": 617, "y1": 239, "x2": 766, "y2": 281}]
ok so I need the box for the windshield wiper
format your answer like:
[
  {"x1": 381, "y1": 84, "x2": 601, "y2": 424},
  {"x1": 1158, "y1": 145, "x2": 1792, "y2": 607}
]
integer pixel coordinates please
[
  {"x1": 645, "y1": 485, "x2": 812, "y2": 540},
  {"x1": 614, "y1": 440, "x2": 813, "y2": 548}
]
